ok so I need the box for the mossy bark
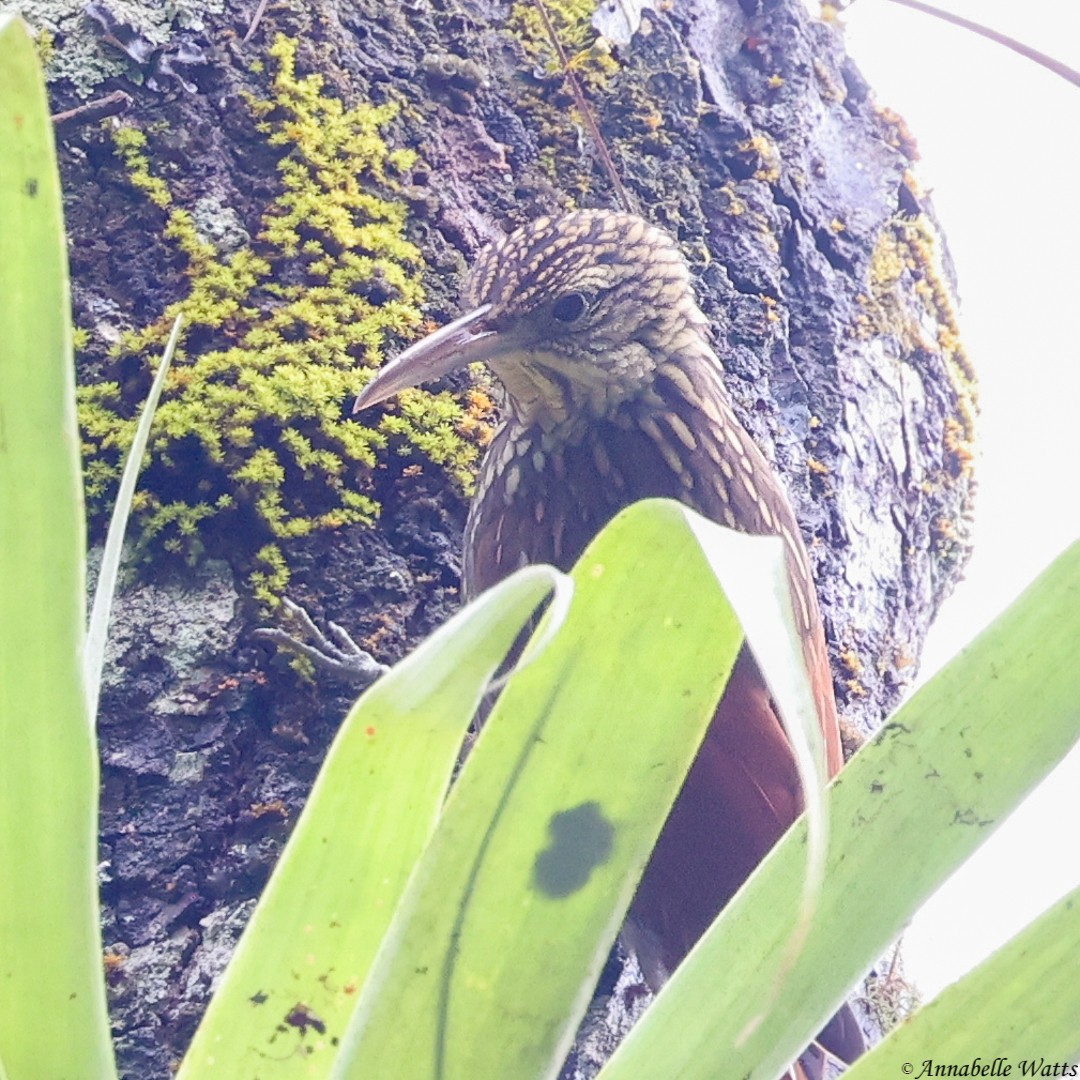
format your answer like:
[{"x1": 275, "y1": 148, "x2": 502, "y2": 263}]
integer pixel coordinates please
[{"x1": 24, "y1": 0, "x2": 974, "y2": 1073}]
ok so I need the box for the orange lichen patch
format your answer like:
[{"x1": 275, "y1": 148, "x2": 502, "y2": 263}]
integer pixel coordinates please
[
  {"x1": 844, "y1": 678, "x2": 869, "y2": 699},
  {"x1": 875, "y1": 105, "x2": 920, "y2": 160},
  {"x1": 862, "y1": 213, "x2": 978, "y2": 480},
  {"x1": 839, "y1": 648, "x2": 863, "y2": 675},
  {"x1": 933, "y1": 516, "x2": 960, "y2": 543},
  {"x1": 456, "y1": 387, "x2": 499, "y2": 447}
]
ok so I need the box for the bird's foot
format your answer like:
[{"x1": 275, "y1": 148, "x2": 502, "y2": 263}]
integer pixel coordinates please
[{"x1": 253, "y1": 597, "x2": 388, "y2": 687}]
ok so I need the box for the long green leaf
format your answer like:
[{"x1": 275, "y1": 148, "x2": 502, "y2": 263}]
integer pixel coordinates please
[
  {"x1": 177, "y1": 565, "x2": 566, "y2": 1079},
  {"x1": 0, "y1": 15, "x2": 116, "y2": 1079},
  {"x1": 682, "y1": 511, "x2": 830, "y2": 983},
  {"x1": 599, "y1": 539, "x2": 1080, "y2": 1080},
  {"x1": 85, "y1": 313, "x2": 183, "y2": 718},
  {"x1": 846, "y1": 881, "x2": 1080, "y2": 1076},
  {"x1": 334, "y1": 500, "x2": 774, "y2": 1080}
]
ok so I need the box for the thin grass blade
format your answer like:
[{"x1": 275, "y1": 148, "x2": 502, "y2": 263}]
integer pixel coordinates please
[{"x1": 84, "y1": 313, "x2": 183, "y2": 717}]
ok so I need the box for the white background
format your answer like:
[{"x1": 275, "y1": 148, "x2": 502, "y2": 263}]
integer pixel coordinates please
[{"x1": 824, "y1": 0, "x2": 1080, "y2": 999}]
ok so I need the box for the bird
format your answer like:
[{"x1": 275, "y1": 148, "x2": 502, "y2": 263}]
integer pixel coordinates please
[{"x1": 353, "y1": 209, "x2": 865, "y2": 1078}]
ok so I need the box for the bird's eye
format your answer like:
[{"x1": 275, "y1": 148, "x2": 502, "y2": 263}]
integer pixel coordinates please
[{"x1": 551, "y1": 292, "x2": 589, "y2": 324}]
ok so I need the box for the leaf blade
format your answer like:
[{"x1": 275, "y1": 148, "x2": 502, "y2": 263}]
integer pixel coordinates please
[
  {"x1": 599, "y1": 539, "x2": 1080, "y2": 1080},
  {"x1": 845, "y1": 881, "x2": 1080, "y2": 1076},
  {"x1": 177, "y1": 565, "x2": 564, "y2": 1079},
  {"x1": 334, "y1": 499, "x2": 761, "y2": 1080},
  {"x1": 0, "y1": 15, "x2": 115, "y2": 1079}
]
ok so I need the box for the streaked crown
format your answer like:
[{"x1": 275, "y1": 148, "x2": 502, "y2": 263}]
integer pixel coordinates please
[{"x1": 463, "y1": 211, "x2": 714, "y2": 423}]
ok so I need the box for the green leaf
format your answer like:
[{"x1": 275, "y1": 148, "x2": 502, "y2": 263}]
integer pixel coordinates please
[
  {"x1": 177, "y1": 564, "x2": 566, "y2": 1079},
  {"x1": 846, "y1": 882, "x2": 1080, "y2": 1076},
  {"x1": 333, "y1": 500, "x2": 766, "y2": 1080},
  {"x1": 85, "y1": 313, "x2": 183, "y2": 717},
  {"x1": 0, "y1": 14, "x2": 116, "y2": 1079},
  {"x1": 598, "y1": 539, "x2": 1080, "y2": 1080}
]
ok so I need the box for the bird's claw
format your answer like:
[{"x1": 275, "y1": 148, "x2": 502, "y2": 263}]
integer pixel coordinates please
[{"x1": 254, "y1": 597, "x2": 389, "y2": 687}]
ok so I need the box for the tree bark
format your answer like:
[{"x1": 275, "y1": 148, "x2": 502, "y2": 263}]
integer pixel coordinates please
[{"x1": 27, "y1": 0, "x2": 975, "y2": 1073}]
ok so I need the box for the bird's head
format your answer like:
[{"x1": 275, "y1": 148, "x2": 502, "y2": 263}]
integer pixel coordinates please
[{"x1": 353, "y1": 210, "x2": 712, "y2": 427}]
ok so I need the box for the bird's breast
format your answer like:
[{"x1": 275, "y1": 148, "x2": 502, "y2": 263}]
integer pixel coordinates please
[{"x1": 462, "y1": 384, "x2": 805, "y2": 605}]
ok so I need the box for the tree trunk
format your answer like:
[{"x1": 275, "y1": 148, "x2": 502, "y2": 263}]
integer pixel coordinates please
[{"x1": 26, "y1": 0, "x2": 974, "y2": 1073}]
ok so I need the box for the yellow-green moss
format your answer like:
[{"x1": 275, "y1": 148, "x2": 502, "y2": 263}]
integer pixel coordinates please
[
  {"x1": 844, "y1": 678, "x2": 868, "y2": 699},
  {"x1": 508, "y1": 0, "x2": 617, "y2": 86},
  {"x1": 34, "y1": 26, "x2": 56, "y2": 68},
  {"x1": 839, "y1": 648, "x2": 863, "y2": 675},
  {"x1": 864, "y1": 953, "x2": 921, "y2": 1033},
  {"x1": 874, "y1": 105, "x2": 920, "y2": 161},
  {"x1": 110, "y1": 126, "x2": 174, "y2": 211},
  {"x1": 79, "y1": 35, "x2": 480, "y2": 600},
  {"x1": 250, "y1": 543, "x2": 290, "y2": 611},
  {"x1": 716, "y1": 181, "x2": 747, "y2": 217},
  {"x1": 812, "y1": 58, "x2": 846, "y2": 105}
]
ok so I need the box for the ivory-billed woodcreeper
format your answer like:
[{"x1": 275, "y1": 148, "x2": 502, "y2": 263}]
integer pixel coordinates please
[{"x1": 354, "y1": 210, "x2": 864, "y2": 1077}]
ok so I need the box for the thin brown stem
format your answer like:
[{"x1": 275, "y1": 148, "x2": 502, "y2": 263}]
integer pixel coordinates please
[
  {"x1": 52, "y1": 90, "x2": 132, "y2": 130},
  {"x1": 243, "y1": 0, "x2": 271, "y2": 44},
  {"x1": 883, "y1": 0, "x2": 1080, "y2": 89},
  {"x1": 531, "y1": 0, "x2": 634, "y2": 212}
]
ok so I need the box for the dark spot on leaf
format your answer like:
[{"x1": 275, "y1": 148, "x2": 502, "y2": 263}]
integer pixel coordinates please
[
  {"x1": 284, "y1": 1001, "x2": 326, "y2": 1036},
  {"x1": 24, "y1": 178, "x2": 38, "y2": 197},
  {"x1": 533, "y1": 801, "x2": 614, "y2": 898},
  {"x1": 250, "y1": 989, "x2": 268, "y2": 1005}
]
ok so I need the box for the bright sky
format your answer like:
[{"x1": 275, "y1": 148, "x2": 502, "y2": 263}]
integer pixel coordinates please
[{"x1": 830, "y1": 0, "x2": 1080, "y2": 1000}]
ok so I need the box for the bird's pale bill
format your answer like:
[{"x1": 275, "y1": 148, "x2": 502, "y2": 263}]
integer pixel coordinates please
[{"x1": 353, "y1": 303, "x2": 496, "y2": 413}]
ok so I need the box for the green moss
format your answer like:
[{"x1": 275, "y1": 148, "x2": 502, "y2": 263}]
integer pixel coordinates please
[
  {"x1": 507, "y1": 0, "x2": 617, "y2": 86},
  {"x1": 250, "y1": 544, "x2": 290, "y2": 611},
  {"x1": 79, "y1": 35, "x2": 480, "y2": 601},
  {"x1": 33, "y1": 25, "x2": 55, "y2": 67},
  {"x1": 110, "y1": 126, "x2": 175, "y2": 211}
]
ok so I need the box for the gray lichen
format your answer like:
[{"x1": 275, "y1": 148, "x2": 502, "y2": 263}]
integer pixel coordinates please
[{"x1": 13, "y1": 0, "x2": 225, "y2": 96}]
